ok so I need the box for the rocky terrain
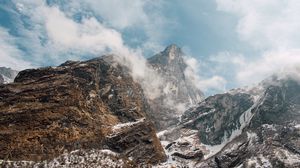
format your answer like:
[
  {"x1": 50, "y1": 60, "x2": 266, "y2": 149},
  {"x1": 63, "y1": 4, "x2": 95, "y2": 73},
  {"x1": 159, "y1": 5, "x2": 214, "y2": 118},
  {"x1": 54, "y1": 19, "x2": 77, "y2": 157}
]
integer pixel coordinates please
[
  {"x1": 147, "y1": 44, "x2": 204, "y2": 130},
  {"x1": 0, "y1": 56, "x2": 166, "y2": 167},
  {"x1": 0, "y1": 67, "x2": 18, "y2": 84},
  {"x1": 0, "y1": 45, "x2": 299, "y2": 167},
  {"x1": 157, "y1": 76, "x2": 300, "y2": 167}
]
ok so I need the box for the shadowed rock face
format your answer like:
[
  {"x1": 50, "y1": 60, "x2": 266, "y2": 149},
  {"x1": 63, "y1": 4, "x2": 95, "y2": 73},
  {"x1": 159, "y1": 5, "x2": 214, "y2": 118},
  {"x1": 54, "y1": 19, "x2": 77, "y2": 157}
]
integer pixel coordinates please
[
  {"x1": 249, "y1": 79, "x2": 300, "y2": 129},
  {"x1": 182, "y1": 93, "x2": 254, "y2": 145},
  {"x1": 0, "y1": 75, "x2": 3, "y2": 84},
  {"x1": 147, "y1": 44, "x2": 204, "y2": 130},
  {"x1": 0, "y1": 56, "x2": 166, "y2": 165}
]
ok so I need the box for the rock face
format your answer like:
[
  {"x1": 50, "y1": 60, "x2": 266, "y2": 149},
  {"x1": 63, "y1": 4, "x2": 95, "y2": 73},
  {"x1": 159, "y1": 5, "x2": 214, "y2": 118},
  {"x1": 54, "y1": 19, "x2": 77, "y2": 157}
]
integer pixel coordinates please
[
  {"x1": 181, "y1": 92, "x2": 254, "y2": 145},
  {"x1": 0, "y1": 75, "x2": 3, "y2": 84},
  {"x1": 0, "y1": 56, "x2": 166, "y2": 165},
  {"x1": 147, "y1": 44, "x2": 204, "y2": 130},
  {"x1": 157, "y1": 76, "x2": 300, "y2": 167},
  {"x1": 0, "y1": 67, "x2": 18, "y2": 84}
]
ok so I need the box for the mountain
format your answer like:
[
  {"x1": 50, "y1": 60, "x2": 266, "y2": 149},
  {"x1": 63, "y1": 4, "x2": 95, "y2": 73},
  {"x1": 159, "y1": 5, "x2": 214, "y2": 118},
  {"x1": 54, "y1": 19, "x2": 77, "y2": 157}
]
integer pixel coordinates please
[
  {"x1": 1, "y1": 45, "x2": 299, "y2": 167},
  {"x1": 147, "y1": 44, "x2": 204, "y2": 130},
  {"x1": 157, "y1": 76, "x2": 300, "y2": 167},
  {"x1": 0, "y1": 56, "x2": 166, "y2": 166},
  {"x1": 0, "y1": 67, "x2": 18, "y2": 84}
]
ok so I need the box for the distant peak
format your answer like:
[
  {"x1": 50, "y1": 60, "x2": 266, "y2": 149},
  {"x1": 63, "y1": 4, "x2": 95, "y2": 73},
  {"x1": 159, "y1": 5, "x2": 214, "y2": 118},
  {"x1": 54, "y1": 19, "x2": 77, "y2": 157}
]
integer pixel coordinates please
[
  {"x1": 162, "y1": 44, "x2": 183, "y2": 61},
  {"x1": 164, "y1": 44, "x2": 181, "y2": 53},
  {"x1": 147, "y1": 44, "x2": 186, "y2": 67},
  {"x1": 165, "y1": 44, "x2": 180, "y2": 49}
]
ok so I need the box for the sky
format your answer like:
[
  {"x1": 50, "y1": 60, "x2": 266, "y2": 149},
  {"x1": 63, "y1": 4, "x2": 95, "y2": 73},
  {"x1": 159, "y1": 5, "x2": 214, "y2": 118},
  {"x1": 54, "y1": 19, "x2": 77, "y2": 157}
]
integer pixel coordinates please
[{"x1": 0, "y1": 0, "x2": 300, "y2": 95}]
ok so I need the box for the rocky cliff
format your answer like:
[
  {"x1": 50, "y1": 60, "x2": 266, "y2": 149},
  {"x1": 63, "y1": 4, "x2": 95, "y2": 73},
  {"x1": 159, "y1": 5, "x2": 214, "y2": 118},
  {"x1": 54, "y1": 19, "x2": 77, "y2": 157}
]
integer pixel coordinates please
[
  {"x1": 147, "y1": 44, "x2": 204, "y2": 130},
  {"x1": 0, "y1": 56, "x2": 166, "y2": 166}
]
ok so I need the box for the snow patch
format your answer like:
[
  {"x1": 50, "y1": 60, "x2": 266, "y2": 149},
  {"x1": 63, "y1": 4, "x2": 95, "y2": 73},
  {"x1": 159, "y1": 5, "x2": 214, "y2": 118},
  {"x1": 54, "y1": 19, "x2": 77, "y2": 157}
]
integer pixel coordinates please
[
  {"x1": 275, "y1": 148, "x2": 300, "y2": 165},
  {"x1": 262, "y1": 124, "x2": 277, "y2": 131},
  {"x1": 1, "y1": 74, "x2": 14, "y2": 84},
  {"x1": 107, "y1": 118, "x2": 145, "y2": 137},
  {"x1": 259, "y1": 155, "x2": 272, "y2": 168},
  {"x1": 246, "y1": 131, "x2": 258, "y2": 142},
  {"x1": 294, "y1": 124, "x2": 300, "y2": 129}
]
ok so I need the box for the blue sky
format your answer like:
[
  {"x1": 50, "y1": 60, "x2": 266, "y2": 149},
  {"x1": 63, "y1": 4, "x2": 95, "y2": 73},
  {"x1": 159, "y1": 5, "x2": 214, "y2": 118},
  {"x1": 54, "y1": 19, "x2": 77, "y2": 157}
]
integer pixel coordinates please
[{"x1": 1, "y1": 0, "x2": 300, "y2": 95}]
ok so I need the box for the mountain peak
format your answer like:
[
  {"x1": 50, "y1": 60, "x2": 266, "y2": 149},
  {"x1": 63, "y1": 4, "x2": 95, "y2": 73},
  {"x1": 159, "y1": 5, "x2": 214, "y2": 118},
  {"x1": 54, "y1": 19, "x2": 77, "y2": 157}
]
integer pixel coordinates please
[
  {"x1": 163, "y1": 44, "x2": 183, "y2": 60},
  {"x1": 165, "y1": 44, "x2": 180, "y2": 51},
  {"x1": 147, "y1": 44, "x2": 185, "y2": 66}
]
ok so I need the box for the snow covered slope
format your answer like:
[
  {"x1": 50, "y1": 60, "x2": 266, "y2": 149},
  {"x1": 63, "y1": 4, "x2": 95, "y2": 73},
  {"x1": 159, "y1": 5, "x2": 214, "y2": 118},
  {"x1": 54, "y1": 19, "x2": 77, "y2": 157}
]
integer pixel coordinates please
[{"x1": 0, "y1": 67, "x2": 18, "y2": 84}]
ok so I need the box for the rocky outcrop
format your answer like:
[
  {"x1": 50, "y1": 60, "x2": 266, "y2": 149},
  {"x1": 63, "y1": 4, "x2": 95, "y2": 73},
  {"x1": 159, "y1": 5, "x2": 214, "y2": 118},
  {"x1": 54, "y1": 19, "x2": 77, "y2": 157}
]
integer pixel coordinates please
[
  {"x1": 0, "y1": 56, "x2": 166, "y2": 165},
  {"x1": 106, "y1": 119, "x2": 166, "y2": 165},
  {"x1": 171, "y1": 150, "x2": 203, "y2": 160},
  {"x1": 147, "y1": 44, "x2": 204, "y2": 130},
  {"x1": 0, "y1": 67, "x2": 18, "y2": 84}
]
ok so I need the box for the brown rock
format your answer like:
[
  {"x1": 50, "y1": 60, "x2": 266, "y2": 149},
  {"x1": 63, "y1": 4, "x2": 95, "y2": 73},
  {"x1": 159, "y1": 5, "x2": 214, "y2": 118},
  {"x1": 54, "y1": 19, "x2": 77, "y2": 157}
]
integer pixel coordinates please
[{"x1": 0, "y1": 56, "x2": 166, "y2": 164}]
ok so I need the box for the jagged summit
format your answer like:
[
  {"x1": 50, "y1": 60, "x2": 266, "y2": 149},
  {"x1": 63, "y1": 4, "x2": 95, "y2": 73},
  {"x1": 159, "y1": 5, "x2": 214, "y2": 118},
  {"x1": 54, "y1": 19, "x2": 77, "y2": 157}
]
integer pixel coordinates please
[
  {"x1": 148, "y1": 44, "x2": 186, "y2": 68},
  {"x1": 163, "y1": 44, "x2": 183, "y2": 59}
]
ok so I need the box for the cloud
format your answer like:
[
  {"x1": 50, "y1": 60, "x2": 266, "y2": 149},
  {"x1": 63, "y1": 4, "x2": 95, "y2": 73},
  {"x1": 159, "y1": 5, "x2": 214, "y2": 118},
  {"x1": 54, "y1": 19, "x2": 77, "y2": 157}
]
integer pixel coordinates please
[
  {"x1": 184, "y1": 56, "x2": 227, "y2": 93},
  {"x1": 216, "y1": 0, "x2": 300, "y2": 50},
  {"x1": 43, "y1": 7, "x2": 125, "y2": 55},
  {"x1": 83, "y1": 0, "x2": 148, "y2": 29},
  {"x1": 236, "y1": 49, "x2": 300, "y2": 85},
  {"x1": 28, "y1": 1, "x2": 167, "y2": 99},
  {"x1": 0, "y1": 27, "x2": 32, "y2": 70},
  {"x1": 43, "y1": 0, "x2": 170, "y2": 55},
  {"x1": 215, "y1": 0, "x2": 300, "y2": 86},
  {"x1": 6, "y1": 0, "x2": 172, "y2": 65}
]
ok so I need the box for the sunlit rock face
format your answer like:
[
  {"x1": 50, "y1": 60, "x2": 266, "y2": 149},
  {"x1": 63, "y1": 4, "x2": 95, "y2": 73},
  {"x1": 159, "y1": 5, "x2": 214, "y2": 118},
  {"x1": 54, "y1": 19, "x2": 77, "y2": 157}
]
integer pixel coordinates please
[
  {"x1": 147, "y1": 44, "x2": 204, "y2": 130},
  {"x1": 0, "y1": 55, "x2": 166, "y2": 165},
  {"x1": 0, "y1": 67, "x2": 18, "y2": 84}
]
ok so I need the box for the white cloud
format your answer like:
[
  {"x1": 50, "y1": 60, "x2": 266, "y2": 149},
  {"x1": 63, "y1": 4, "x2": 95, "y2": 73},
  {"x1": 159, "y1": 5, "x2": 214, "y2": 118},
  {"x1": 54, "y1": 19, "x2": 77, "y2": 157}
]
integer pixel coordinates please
[
  {"x1": 184, "y1": 56, "x2": 227, "y2": 93},
  {"x1": 0, "y1": 27, "x2": 32, "y2": 70},
  {"x1": 216, "y1": 0, "x2": 300, "y2": 50},
  {"x1": 13, "y1": 0, "x2": 166, "y2": 99},
  {"x1": 215, "y1": 0, "x2": 300, "y2": 86},
  {"x1": 8, "y1": 0, "x2": 171, "y2": 64},
  {"x1": 236, "y1": 49, "x2": 300, "y2": 85},
  {"x1": 84, "y1": 0, "x2": 148, "y2": 29},
  {"x1": 86, "y1": 0, "x2": 170, "y2": 54},
  {"x1": 43, "y1": 7, "x2": 125, "y2": 55}
]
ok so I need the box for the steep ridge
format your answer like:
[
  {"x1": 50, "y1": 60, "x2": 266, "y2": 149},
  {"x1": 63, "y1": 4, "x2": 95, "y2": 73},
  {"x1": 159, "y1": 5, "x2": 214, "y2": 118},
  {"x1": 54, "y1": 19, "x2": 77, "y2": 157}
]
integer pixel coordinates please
[
  {"x1": 147, "y1": 44, "x2": 204, "y2": 130},
  {"x1": 0, "y1": 67, "x2": 18, "y2": 84},
  {"x1": 0, "y1": 56, "x2": 166, "y2": 166},
  {"x1": 157, "y1": 76, "x2": 300, "y2": 167}
]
